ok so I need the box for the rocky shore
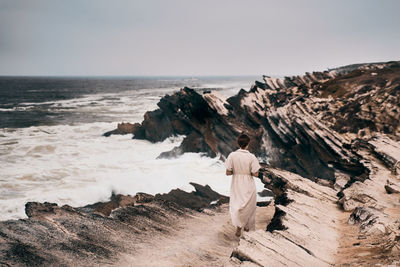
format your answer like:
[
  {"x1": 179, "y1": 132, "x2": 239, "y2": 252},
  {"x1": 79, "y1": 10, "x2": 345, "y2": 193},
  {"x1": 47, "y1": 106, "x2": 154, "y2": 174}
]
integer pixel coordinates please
[
  {"x1": 0, "y1": 183, "x2": 231, "y2": 266},
  {"x1": 2, "y1": 61, "x2": 399, "y2": 266}
]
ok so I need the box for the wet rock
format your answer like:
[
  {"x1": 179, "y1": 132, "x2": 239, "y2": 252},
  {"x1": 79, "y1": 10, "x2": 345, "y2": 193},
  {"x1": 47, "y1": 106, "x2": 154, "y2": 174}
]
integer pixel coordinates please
[
  {"x1": 257, "y1": 189, "x2": 274, "y2": 198},
  {"x1": 255, "y1": 200, "x2": 271, "y2": 207},
  {"x1": 83, "y1": 193, "x2": 135, "y2": 216},
  {"x1": 157, "y1": 130, "x2": 216, "y2": 158},
  {"x1": 155, "y1": 182, "x2": 228, "y2": 211},
  {"x1": 103, "y1": 122, "x2": 143, "y2": 137},
  {"x1": 141, "y1": 109, "x2": 176, "y2": 142},
  {"x1": 189, "y1": 182, "x2": 221, "y2": 200}
]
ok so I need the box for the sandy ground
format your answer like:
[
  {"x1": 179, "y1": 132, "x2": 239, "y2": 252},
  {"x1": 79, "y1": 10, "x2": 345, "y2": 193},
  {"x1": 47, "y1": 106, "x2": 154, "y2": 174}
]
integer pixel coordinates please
[
  {"x1": 334, "y1": 152, "x2": 400, "y2": 266},
  {"x1": 334, "y1": 208, "x2": 400, "y2": 267},
  {"x1": 118, "y1": 204, "x2": 275, "y2": 267}
]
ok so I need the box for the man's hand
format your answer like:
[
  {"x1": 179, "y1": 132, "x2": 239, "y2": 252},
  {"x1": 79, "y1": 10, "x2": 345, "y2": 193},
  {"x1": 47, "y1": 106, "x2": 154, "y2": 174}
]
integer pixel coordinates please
[
  {"x1": 251, "y1": 172, "x2": 259, "y2": 177},
  {"x1": 226, "y1": 170, "x2": 233, "y2": 176}
]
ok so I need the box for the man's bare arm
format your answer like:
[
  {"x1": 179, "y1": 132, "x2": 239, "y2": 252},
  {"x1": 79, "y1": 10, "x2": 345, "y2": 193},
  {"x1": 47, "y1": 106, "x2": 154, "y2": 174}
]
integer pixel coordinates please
[{"x1": 226, "y1": 170, "x2": 233, "y2": 176}]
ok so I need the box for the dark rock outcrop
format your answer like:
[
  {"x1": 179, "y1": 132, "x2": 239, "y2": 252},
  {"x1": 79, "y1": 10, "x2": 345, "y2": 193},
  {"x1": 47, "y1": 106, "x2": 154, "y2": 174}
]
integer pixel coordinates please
[
  {"x1": 103, "y1": 122, "x2": 144, "y2": 137},
  {"x1": 25, "y1": 201, "x2": 59, "y2": 218},
  {"x1": 155, "y1": 182, "x2": 228, "y2": 211},
  {"x1": 82, "y1": 193, "x2": 135, "y2": 216}
]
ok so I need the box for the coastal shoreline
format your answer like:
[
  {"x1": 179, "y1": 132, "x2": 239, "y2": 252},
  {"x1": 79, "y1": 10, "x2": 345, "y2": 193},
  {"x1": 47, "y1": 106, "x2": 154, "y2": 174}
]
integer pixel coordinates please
[{"x1": 2, "y1": 61, "x2": 400, "y2": 266}]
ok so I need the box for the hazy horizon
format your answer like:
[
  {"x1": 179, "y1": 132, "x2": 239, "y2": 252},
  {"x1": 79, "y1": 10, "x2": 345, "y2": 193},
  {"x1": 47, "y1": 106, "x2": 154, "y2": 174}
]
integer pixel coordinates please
[
  {"x1": 1, "y1": 0, "x2": 399, "y2": 76},
  {"x1": 0, "y1": 59, "x2": 396, "y2": 78}
]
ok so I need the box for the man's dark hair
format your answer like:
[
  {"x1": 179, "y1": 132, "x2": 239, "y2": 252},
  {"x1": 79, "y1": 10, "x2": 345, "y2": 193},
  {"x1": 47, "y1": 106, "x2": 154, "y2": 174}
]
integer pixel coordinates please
[{"x1": 237, "y1": 134, "x2": 250, "y2": 149}]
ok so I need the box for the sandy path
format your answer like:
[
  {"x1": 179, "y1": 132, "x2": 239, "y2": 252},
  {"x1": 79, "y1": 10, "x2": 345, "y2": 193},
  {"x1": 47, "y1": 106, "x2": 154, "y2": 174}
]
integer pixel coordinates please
[
  {"x1": 119, "y1": 204, "x2": 275, "y2": 267},
  {"x1": 334, "y1": 153, "x2": 400, "y2": 266}
]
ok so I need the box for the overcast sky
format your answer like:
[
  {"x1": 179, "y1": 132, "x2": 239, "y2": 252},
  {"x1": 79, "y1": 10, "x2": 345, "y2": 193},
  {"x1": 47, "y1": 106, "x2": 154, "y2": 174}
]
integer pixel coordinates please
[{"x1": 0, "y1": 0, "x2": 399, "y2": 76}]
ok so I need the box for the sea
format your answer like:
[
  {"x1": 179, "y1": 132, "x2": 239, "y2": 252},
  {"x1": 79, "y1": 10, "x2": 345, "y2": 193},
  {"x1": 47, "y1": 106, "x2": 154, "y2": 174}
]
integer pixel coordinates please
[{"x1": 0, "y1": 76, "x2": 268, "y2": 220}]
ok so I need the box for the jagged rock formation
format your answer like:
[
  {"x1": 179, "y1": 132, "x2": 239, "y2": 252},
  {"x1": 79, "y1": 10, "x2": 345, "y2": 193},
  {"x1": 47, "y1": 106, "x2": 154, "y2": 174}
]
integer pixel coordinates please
[
  {"x1": 0, "y1": 183, "x2": 228, "y2": 266},
  {"x1": 106, "y1": 61, "x2": 399, "y2": 183},
  {"x1": 103, "y1": 122, "x2": 144, "y2": 137},
  {"x1": 154, "y1": 182, "x2": 229, "y2": 211}
]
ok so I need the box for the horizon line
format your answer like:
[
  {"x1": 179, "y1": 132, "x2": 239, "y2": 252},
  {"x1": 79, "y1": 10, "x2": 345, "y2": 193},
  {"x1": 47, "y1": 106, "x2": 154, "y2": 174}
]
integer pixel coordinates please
[
  {"x1": 2, "y1": 59, "x2": 397, "y2": 78},
  {"x1": 0, "y1": 74, "x2": 272, "y2": 78}
]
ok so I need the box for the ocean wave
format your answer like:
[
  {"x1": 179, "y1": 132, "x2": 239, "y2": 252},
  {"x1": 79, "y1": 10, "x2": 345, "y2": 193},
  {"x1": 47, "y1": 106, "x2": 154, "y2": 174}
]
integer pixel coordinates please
[{"x1": 0, "y1": 121, "x2": 266, "y2": 220}]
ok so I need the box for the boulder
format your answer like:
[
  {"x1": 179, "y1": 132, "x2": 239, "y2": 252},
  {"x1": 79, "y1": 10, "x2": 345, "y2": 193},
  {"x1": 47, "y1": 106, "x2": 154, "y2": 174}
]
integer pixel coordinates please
[
  {"x1": 385, "y1": 180, "x2": 400, "y2": 194},
  {"x1": 348, "y1": 206, "x2": 400, "y2": 252},
  {"x1": 155, "y1": 182, "x2": 228, "y2": 211},
  {"x1": 82, "y1": 193, "x2": 135, "y2": 216},
  {"x1": 338, "y1": 181, "x2": 378, "y2": 211},
  {"x1": 103, "y1": 122, "x2": 144, "y2": 137},
  {"x1": 25, "y1": 202, "x2": 59, "y2": 218},
  {"x1": 133, "y1": 192, "x2": 155, "y2": 203}
]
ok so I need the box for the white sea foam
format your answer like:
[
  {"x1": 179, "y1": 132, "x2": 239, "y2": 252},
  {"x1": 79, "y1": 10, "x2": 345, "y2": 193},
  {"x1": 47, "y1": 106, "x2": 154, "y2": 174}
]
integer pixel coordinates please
[
  {"x1": 200, "y1": 80, "x2": 255, "y2": 97},
  {"x1": 0, "y1": 122, "x2": 267, "y2": 220}
]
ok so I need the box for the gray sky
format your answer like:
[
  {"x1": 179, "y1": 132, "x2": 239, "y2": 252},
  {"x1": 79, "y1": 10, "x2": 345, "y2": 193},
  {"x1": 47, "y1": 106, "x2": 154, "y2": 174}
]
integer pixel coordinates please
[{"x1": 0, "y1": 0, "x2": 399, "y2": 76}]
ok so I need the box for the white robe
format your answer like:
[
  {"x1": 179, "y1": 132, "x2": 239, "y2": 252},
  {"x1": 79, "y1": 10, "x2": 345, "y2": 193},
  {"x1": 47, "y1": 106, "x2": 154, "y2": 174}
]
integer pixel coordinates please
[{"x1": 225, "y1": 149, "x2": 260, "y2": 230}]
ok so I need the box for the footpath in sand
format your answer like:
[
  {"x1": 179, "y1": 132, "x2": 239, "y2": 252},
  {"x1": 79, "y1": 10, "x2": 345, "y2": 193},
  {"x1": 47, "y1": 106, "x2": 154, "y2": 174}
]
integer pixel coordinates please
[
  {"x1": 119, "y1": 204, "x2": 275, "y2": 267},
  {"x1": 334, "y1": 148, "x2": 400, "y2": 266}
]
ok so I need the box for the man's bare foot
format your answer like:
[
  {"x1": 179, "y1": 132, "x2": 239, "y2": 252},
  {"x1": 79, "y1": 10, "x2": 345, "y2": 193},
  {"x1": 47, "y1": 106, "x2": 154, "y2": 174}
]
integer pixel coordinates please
[
  {"x1": 235, "y1": 227, "x2": 242, "y2": 237},
  {"x1": 244, "y1": 227, "x2": 249, "y2": 232}
]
